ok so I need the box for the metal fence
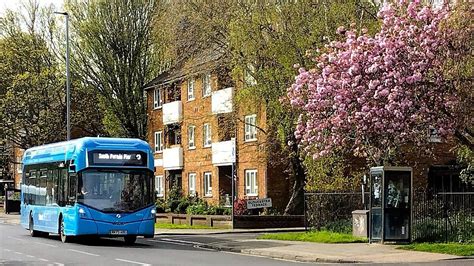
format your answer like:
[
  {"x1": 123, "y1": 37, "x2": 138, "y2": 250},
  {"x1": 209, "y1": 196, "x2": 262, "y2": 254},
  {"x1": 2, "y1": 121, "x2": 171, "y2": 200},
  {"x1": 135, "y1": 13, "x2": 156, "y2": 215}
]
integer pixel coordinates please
[
  {"x1": 304, "y1": 190, "x2": 474, "y2": 242},
  {"x1": 412, "y1": 191, "x2": 474, "y2": 243},
  {"x1": 304, "y1": 192, "x2": 369, "y2": 232}
]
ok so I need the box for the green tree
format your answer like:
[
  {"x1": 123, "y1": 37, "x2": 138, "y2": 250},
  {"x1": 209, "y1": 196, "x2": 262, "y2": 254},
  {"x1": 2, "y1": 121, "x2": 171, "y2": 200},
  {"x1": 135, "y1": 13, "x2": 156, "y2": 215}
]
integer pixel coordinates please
[{"x1": 66, "y1": 0, "x2": 159, "y2": 138}]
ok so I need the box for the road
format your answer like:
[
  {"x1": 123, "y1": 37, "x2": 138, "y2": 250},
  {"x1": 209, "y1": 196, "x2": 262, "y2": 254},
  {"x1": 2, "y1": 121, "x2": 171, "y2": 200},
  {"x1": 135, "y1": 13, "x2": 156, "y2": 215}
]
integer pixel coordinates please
[{"x1": 0, "y1": 223, "x2": 305, "y2": 266}]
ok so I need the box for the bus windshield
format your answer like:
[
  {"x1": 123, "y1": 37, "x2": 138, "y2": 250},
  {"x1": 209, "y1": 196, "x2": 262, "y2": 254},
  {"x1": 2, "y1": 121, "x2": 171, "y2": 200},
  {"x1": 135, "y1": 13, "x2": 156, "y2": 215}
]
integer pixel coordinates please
[{"x1": 77, "y1": 169, "x2": 153, "y2": 213}]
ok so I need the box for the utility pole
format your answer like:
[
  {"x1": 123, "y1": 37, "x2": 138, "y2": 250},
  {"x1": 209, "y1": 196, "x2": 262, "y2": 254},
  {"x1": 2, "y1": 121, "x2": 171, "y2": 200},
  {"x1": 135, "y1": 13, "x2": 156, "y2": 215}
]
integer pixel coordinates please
[{"x1": 54, "y1": 12, "x2": 71, "y2": 140}]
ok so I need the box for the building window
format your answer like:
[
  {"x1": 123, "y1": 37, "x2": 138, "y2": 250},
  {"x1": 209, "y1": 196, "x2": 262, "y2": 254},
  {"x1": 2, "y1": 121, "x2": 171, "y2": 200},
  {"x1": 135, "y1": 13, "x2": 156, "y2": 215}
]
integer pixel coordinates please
[
  {"x1": 188, "y1": 173, "x2": 196, "y2": 196},
  {"x1": 428, "y1": 126, "x2": 442, "y2": 143},
  {"x1": 244, "y1": 114, "x2": 257, "y2": 141},
  {"x1": 155, "y1": 175, "x2": 164, "y2": 197},
  {"x1": 202, "y1": 73, "x2": 212, "y2": 97},
  {"x1": 153, "y1": 87, "x2": 162, "y2": 109},
  {"x1": 187, "y1": 77, "x2": 195, "y2": 101},
  {"x1": 245, "y1": 170, "x2": 258, "y2": 196},
  {"x1": 188, "y1": 125, "x2": 196, "y2": 149},
  {"x1": 203, "y1": 123, "x2": 212, "y2": 147},
  {"x1": 154, "y1": 131, "x2": 163, "y2": 153},
  {"x1": 204, "y1": 172, "x2": 212, "y2": 196}
]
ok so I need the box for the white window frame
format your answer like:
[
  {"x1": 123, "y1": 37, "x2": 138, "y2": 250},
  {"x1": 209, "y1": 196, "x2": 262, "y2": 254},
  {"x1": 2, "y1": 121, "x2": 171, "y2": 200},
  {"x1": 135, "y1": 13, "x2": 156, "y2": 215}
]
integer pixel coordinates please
[
  {"x1": 204, "y1": 172, "x2": 212, "y2": 196},
  {"x1": 155, "y1": 175, "x2": 164, "y2": 197},
  {"x1": 428, "y1": 126, "x2": 442, "y2": 143},
  {"x1": 245, "y1": 64, "x2": 257, "y2": 86},
  {"x1": 188, "y1": 125, "x2": 196, "y2": 149},
  {"x1": 203, "y1": 123, "x2": 212, "y2": 147},
  {"x1": 187, "y1": 77, "x2": 195, "y2": 101},
  {"x1": 202, "y1": 73, "x2": 212, "y2": 97},
  {"x1": 154, "y1": 131, "x2": 163, "y2": 153},
  {"x1": 244, "y1": 114, "x2": 257, "y2": 141},
  {"x1": 188, "y1": 173, "x2": 196, "y2": 196},
  {"x1": 153, "y1": 87, "x2": 162, "y2": 109},
  {"x1": 245, "y1": 169, "x2": 258, "y2": 196}
]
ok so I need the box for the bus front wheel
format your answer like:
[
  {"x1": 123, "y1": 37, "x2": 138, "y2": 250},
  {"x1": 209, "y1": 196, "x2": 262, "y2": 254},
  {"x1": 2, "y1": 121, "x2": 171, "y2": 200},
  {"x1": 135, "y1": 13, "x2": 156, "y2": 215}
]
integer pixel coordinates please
[
  {"x1": 29, "y1": 214, "x2": 39, "y2": 237},
  {"x1": 124, "y1": 236, "x2": 137, "y2": 245},
  {"x1": 59, "y1": 217, "x2": 71, "y2": 243}
]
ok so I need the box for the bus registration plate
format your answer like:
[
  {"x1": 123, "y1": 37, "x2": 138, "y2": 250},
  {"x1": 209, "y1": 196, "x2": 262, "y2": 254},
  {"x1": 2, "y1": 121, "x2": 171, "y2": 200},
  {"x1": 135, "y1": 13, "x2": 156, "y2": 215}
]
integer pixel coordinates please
[{"x1": 110, "y1": 230, "x2": 127, "y2": 235}]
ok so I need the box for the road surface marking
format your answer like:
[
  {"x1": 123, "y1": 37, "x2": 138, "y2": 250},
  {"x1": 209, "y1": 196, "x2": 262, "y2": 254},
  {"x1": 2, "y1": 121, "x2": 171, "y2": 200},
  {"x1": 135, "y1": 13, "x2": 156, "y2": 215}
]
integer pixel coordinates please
[
  {"x1": 8, "y1": 236, "x2": 25, "y2": 241},
  {"x1": 26, "y1": 255, "x2": 35, "y2": 258},
  {"x1": 4, "y1": 249, "x2": 11, "y2": 252},
  {"x1": 115, "y1": 258, "x2": 151, "y2": 266},
  {"x1": 161, "y1": 238, "x2": 202, "y2": 245},
  {"x1": 14, "y1": 252, "x2": 23, "y2": 255},
  {"x1": 33, "y1": 241, "x2": 58, "y2": 247},
  {"x1": 67, "y1": 249, "x2": 100, "y2": 257},
  {"x1": 147, "y1": 239, "x2": 189, "y2": 246},
  {"x1": 38, "y1": 258, "x2": 49, "y2": 262},
  {"x1": 54, "y1": 263, "x2": 65, "y2": 266}
]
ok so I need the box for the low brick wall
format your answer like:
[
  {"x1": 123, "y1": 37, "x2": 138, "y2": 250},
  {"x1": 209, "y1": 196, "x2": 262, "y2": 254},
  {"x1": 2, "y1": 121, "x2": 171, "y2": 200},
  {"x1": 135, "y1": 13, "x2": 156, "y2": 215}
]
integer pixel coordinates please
[
  {"x1": 156, "y1": 213, "x2": 232, "y2": 228},
  {"x1": 156, "y1": 213, "x2": 305, "y2": 229},
  {"x1": 234, "y1": 215, "x2": 305, "y2": 229}
]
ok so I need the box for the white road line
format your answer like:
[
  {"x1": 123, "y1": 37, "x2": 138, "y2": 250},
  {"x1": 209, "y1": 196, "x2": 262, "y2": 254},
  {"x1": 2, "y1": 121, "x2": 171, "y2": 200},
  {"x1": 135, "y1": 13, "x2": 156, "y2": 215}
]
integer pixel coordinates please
[
  {"x1": 67, "y1": 249, "x2": 100, "y2": 257},
  {"x1": 38, "y1": 258, "x2": 49, "y2": 262},
  {"x1": 33, "y1": 241, "x2": 58, "y2": 248},
  {"x1": 14, "y1": 251, "x2": 23, "y2": 255},
  {"x1": 160, "y1": 238, "x2": 202, "y2": 245},
  {"x1": 4, "y1": 249, "x2": 11, "y2": 252},
  {"x1": 115, "y1": 258, "x2": 151, "y2": 266},
  {"x1": 54, "y1": 263, "x2": 65, "y2": 266},
  {"x1": 147, "y1": 239, "x2": 189, "y2": 246},
  {"x1": 26, "y1": 255, "x2": 35, "y2": 258},
  {"x1": 8, "y1": 236, "x2": 25, "y2": 241}
]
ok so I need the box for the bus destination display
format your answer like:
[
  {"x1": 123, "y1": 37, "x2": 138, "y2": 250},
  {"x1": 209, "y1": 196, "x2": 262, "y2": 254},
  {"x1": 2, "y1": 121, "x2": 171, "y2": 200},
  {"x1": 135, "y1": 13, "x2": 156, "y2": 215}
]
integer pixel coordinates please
[{"x1": 89, "y1": 151, "x2": 147, "y2": 166}]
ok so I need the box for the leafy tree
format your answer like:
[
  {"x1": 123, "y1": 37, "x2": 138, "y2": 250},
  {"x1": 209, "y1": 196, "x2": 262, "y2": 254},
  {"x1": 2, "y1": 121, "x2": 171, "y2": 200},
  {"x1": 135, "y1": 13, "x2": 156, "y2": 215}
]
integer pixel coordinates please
[
  {"x1": 0, "y1": 8, "x2": 66, "y2": 149},
  {"x1": 66, "y1": 0, "x2": 159, "y2": 139},
  {"x1": 288, "y1": 1, "x2": 472, "y2": 166}
]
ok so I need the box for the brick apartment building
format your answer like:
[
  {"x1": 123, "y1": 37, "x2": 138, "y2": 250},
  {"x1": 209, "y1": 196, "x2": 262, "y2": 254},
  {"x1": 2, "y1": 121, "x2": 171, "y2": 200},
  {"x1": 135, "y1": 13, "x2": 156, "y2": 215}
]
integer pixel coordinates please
[{"x1": 144, "y1": 50, "x2": 290, "y2": 210}]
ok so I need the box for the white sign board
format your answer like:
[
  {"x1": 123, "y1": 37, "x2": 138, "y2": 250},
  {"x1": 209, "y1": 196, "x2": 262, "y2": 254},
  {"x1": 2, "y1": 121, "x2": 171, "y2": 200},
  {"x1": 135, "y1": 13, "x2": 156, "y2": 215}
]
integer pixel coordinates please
[{"x1": 247, "y1": 198, "x2": 272, "y2": 209}]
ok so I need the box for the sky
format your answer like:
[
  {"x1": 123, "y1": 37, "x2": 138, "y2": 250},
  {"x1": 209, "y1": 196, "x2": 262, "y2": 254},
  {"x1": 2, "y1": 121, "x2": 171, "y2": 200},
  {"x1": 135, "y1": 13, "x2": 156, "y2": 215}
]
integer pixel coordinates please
[{"x1": 0, "y1": 0, "x2": 64, "y2": 16}]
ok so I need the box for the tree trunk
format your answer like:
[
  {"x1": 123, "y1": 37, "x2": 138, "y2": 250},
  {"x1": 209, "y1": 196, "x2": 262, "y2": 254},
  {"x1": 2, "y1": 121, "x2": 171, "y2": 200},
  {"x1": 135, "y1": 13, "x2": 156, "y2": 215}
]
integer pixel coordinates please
[{"x1": 284, "y1": 135, "x2": 306, "y2": 215}]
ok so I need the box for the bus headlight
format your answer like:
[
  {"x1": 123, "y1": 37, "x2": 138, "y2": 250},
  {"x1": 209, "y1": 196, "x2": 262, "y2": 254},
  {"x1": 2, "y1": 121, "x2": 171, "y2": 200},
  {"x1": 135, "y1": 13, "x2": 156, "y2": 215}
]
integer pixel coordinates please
[{"x1": 150, "y1": 208, "x2": 156, "y2": 219}]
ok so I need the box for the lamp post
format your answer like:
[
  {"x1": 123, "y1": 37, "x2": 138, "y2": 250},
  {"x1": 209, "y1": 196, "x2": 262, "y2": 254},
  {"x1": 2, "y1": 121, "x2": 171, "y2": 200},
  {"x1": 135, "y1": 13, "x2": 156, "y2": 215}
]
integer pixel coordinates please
[{"x1": 54, "y1": 11, "x2": 71, "y2": 141}]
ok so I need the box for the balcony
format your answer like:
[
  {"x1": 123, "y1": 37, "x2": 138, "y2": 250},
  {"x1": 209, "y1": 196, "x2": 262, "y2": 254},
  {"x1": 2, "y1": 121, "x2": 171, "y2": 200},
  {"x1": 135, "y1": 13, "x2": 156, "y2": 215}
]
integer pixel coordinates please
[
  {"x1": 212, "y1": 139, "x2": 236, "y2": 166},
  {"x1": 163, "y1": 101, "x2": 182, "y2": 125},
  {"x1": 163, "y1": 146, "x2": 183, "y2": 170},
  {"x1": 212, "y1": 87, "x2": 233, "y2": 114}
]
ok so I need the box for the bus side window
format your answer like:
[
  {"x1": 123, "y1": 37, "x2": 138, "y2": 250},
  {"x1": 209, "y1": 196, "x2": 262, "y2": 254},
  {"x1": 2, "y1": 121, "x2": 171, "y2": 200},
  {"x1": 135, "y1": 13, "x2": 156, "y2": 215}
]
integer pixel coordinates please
[
  {"x1": 68, "y1": 173, "x2": 77, "y2": 203},
  {"x1": 59, "y1": 169, "x2": 68, "y2": 206},
  {"x1": 53, "y1": 170, "x2": 59, "y2": 204},
  {"x1": 30, "y1": 170, "x2": 37, "y2": 205}
]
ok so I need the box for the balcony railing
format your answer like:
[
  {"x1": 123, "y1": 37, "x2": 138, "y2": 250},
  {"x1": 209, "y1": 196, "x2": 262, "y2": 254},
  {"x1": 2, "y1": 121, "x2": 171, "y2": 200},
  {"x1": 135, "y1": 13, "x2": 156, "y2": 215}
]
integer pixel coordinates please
[
  {"x1": 163, "y1": 101, "x2": 182, "y2": 125},
  {"x1": 212, "y1": 139, "x2": 236, "y2": 166},
  {"x1": 163, "y1": 146, "x2": 183, "y2": 170},
  {"x1": 212, "y1": 87, "x2": 233, "y2": 114}
]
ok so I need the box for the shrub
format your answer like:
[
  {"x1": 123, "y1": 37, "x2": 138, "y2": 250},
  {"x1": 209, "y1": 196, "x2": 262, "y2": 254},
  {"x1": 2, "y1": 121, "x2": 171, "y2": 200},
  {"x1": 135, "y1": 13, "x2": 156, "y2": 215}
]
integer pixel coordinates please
[
  {"x1": 233, "y1": 198, "x2": 249, "y2": 215},
  {"x1": 321, "y1": 219, "x2": 352, "y2": 234},
  {"x1": 155, "y1": 198, "x2": 166, "y2": 213}
]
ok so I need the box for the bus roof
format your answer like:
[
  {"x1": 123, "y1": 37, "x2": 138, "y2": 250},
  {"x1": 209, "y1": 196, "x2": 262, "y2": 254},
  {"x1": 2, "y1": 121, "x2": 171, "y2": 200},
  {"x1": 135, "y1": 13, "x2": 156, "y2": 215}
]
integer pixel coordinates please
[{"x1": 22, "y1": 137, "x2": 152, "y2": 168}]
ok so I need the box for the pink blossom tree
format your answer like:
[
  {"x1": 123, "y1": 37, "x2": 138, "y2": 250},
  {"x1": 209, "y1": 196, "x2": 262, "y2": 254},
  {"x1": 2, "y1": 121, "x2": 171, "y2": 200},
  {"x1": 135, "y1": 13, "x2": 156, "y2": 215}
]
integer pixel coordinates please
[{"x1": 287, "y1": 1, "x2": 470, "y2": 164}]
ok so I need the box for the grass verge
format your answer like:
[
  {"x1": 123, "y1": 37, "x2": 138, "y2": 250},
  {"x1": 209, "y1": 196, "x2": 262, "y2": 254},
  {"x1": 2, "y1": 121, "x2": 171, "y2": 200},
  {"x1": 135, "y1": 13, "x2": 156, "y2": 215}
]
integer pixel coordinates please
[
  {"x1": 397, "y1": 243, "x2": 474, "y2": 256},
  {"x1": 257, "y1": 230, "x2": 367, "y2": 243},
  {"x1": 155, "y1": 222, "x2": 222, "y2": 229}
]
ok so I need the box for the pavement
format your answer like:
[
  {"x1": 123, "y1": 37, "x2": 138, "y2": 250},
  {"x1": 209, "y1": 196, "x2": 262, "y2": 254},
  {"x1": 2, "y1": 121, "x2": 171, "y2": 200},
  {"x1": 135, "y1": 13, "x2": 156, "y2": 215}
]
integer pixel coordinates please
[{"x1": 1, "y1": 212, "x2": 471, "y2": 264}]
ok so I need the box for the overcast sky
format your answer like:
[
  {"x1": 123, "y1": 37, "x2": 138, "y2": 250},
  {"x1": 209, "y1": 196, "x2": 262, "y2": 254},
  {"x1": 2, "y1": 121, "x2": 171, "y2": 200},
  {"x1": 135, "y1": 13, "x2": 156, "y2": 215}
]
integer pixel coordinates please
[{"x1": 0, "y1": 0, "x2": 64, "y2": 16}]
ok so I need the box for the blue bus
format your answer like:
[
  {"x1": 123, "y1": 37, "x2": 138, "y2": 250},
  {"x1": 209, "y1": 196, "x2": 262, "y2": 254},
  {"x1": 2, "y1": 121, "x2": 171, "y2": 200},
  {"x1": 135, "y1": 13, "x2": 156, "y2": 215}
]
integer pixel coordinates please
[{"x1": 20, "y1": 137, "x2": 155, "y2": 244}]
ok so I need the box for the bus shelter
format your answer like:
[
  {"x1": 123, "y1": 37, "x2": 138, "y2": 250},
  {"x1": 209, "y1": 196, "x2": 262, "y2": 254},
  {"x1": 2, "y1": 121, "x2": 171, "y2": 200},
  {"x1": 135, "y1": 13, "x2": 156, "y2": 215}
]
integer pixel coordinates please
[{"x1": 369, "y1": 166, "x2": 412, "y2": 243}]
